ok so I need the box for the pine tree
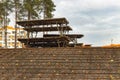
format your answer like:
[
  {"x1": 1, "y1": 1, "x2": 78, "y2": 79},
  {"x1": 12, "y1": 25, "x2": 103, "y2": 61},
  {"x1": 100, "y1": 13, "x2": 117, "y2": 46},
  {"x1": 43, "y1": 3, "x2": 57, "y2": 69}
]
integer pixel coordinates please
[
  {"x1": 13, "y1": 0, "x2": 21, "y2": 48},
  {"x1": 0, "y1": 0, "x2": 56, "y2": 48},
  {"x1": 19, "y1": 0, "x2": 56, "y2": 20},
  {"x1": 0, "y1": 2, "x2": 4, "y2": 26},
  {"x1": 22, "y1": 0, "x2": 41, "y2": 20},
  {"x1": 0, "y1": 0, "x2": 13, "y2": 48},
  {"x1": 40, "y1": 0, "x2": 56, "y2": 18}
]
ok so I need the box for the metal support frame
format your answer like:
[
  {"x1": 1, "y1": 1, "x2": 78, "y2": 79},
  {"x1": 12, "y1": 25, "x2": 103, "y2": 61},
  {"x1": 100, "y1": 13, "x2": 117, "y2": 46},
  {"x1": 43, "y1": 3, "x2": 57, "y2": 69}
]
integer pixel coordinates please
[{"x1": 16, "y1": 18, "x2": 82, "y2": 48}]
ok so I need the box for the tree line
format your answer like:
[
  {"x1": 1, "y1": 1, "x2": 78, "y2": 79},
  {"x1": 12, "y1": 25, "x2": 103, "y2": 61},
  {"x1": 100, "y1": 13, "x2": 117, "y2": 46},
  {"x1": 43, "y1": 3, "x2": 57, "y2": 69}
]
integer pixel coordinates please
[{"x1": 0, "y1": 0, "x2": 56, "y2": 48}]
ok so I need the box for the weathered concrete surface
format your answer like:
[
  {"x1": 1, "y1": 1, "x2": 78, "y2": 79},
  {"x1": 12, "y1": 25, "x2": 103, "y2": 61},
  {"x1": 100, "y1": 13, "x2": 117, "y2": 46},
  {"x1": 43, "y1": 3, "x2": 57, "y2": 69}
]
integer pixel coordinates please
[{"x1": 0, "y1": 47, "x2": 120, "y2": 80}]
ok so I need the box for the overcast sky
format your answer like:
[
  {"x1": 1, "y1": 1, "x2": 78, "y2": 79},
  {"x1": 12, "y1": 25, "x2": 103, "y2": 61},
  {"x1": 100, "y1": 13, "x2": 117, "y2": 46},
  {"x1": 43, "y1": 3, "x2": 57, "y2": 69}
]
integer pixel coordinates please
[
  {"x1": 9, "y1": 0, "x2": 120, "y2": 46},
  {"x1": 52, "y1": 0, "x2": 120, "y2": 46}
]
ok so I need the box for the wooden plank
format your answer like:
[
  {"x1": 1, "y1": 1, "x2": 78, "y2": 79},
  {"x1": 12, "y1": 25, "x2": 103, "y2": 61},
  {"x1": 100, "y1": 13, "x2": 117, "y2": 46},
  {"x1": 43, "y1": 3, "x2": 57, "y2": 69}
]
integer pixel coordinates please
[
  {"x1": 17, "y1": 18, "x2": 69, "y2": 27},
  {"x1": 24, "y1": 26, "x2": 72, "y2": 32},
  {"x1": 43, "y1": 34, "x2": 84, "y2": 38}
]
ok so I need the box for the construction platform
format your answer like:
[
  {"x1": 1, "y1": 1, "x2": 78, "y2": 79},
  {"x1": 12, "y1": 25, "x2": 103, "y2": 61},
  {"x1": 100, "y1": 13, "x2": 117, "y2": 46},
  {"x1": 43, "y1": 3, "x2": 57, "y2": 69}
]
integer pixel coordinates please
[{"x1": 17, "y1": 17, "x2": 84, "y2": 48}]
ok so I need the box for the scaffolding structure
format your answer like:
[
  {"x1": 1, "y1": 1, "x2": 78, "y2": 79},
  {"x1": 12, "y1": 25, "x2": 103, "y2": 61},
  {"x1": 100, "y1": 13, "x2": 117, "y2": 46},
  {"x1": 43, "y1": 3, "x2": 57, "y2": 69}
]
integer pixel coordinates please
[{"x1": 17, "y1": 17, "x2": 84, "y2": 47}]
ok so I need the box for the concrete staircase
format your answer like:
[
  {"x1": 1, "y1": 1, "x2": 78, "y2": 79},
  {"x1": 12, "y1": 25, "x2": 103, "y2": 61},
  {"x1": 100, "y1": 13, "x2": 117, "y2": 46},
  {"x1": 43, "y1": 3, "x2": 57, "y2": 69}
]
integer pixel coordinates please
[{"x1": 0, "y1": 48, "x2": 120, "y2": 80}]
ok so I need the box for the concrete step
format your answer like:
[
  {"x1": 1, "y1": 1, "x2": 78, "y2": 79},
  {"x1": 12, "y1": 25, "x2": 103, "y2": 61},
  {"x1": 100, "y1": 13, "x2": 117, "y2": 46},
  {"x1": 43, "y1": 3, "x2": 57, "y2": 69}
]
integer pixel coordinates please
[{"x1": 0, "y1": 48, "x2": 120, "y2": 80}]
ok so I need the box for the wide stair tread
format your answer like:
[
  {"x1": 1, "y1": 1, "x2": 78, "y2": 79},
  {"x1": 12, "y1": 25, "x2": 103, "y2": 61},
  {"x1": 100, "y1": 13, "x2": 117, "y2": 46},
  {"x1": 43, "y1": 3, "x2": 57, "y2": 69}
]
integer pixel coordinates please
[{"x1": 0, "y1": 48, "x2": 120, "y2": 80}]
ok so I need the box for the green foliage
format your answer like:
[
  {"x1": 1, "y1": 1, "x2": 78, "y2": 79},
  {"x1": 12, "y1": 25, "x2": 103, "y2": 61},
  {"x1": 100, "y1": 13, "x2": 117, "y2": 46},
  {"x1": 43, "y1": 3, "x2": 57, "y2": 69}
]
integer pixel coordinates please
[
  {"x1": 0, "y1": 0, "x2": 56, "y2": 48},
  {"x1": 0, "y1": 0, "x2": 13, "y2": 25},
  {"x1": 0, "y1": 0, "x2": 56, "y2": 21},
  {"x1": 22, "y1": 0, "x2": 42, "y2": 20},
  {"x1": 41, "y1": 0, "x2": 56, "y2": 18},
  {"x1": 0, "y1": 0, "x2": 13, "y2": 48},
  {"x1": 17, "y1": 0, "x2": 56, "y2": 20}
]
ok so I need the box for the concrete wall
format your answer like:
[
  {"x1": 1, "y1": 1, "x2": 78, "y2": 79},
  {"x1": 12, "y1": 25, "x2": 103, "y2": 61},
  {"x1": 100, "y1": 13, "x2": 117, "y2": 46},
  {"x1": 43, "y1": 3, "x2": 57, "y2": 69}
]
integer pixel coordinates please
[{"x1": 0, "y1": 47, "x2": 120, "y2": 80}]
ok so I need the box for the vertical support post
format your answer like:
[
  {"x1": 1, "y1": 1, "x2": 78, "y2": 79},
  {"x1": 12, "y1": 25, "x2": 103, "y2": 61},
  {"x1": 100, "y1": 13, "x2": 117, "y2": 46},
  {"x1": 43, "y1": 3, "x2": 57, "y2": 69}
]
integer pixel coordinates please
[
  {"x1": 4, "y1": 5, "x2": 7, "y2": 48},
  {"x1": 4, "y1": 19, "x2": 7, "y2": 48},
  {"x1": 43, "y1": 25, "x2": 45, "y2": 35},
  {"x1": 57, "y1": 40, "x2": 60, "y2": 47},
  {"x1": 15, "y1": 24, "x2": 17, "y2": 49},
  {"x1": 59, "y1": 24, "x2": 63, "y2": 36},
  {"x1": 61, "y1": 24, "x2": 63, "y2": 36},
  {"x1": 74, "y1": 38, "x2": 77, "y2": 47},
  {"x1": 57, "y1": 23, "x2": 59, "y2": 34},
  {"x1": 35, "y1": 32, "x2": 37, "y2": 38},
  {"x1": 46, "y1": 25, "x2": 48, "y2": 34},
  {"x1": 15, "y1": 0, "x2": 18, "y2": 49},
  {"x1": 65, "y1": 23, "x2": 68, "y2": 35},
  {"x1": 31, "y1": 32, "x2": 33, "y2": 38}
]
